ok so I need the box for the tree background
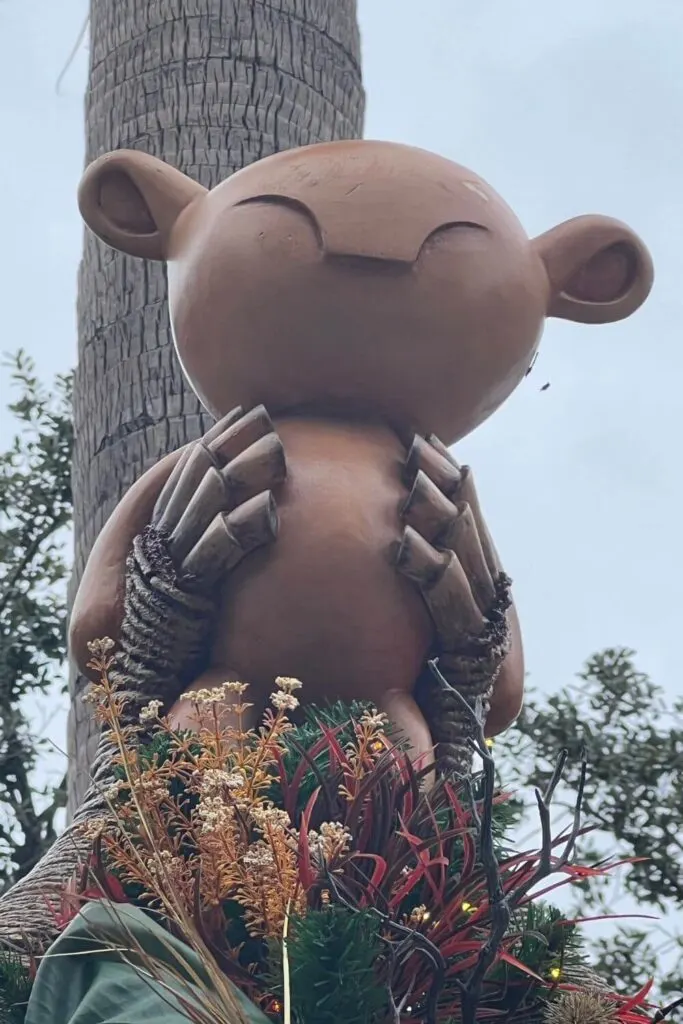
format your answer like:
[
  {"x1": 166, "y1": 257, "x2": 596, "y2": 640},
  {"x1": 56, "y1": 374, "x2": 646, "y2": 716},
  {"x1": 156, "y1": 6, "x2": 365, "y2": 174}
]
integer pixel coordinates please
[
  {"x1": 0, "y1": 354, "x2": 72, "y2": 892},
  {"x1": 497, "y1": 650, "x2": 683, "y2": 996}
]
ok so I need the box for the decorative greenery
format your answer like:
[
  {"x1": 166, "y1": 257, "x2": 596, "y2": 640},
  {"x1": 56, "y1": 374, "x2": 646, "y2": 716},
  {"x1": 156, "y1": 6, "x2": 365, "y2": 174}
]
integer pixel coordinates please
[
  {"x1": 0, "y1": 351, "x2": 72, "y2": 892},
  {"x1": 0, "y1": 951, "x2": 31, "y2": 1024},
  {"x1": 20, "y1": 643, "x2": 661, "y2": 1024},
  {"x1": 266, "y1": 907, "x2": 386, "y2": 1024},
  {"x1": 498, "y1": 648, "x2": 683, "y2": 998}
]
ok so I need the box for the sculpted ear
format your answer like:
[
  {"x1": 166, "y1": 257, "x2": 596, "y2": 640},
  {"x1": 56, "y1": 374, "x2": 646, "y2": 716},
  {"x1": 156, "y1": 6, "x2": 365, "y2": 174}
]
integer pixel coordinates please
[
  {"x1": 534, "y1": 215, "x2": 653, "y2": 324},
  {"x1": 78, "y1": 150, "x2": 206, "y2": 261}
]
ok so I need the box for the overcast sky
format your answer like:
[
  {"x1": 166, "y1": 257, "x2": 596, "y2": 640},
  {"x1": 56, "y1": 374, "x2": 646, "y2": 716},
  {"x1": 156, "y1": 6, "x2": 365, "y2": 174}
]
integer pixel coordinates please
[{"x1": 1, "y1": 0, "x2": 681, "y2": 954}]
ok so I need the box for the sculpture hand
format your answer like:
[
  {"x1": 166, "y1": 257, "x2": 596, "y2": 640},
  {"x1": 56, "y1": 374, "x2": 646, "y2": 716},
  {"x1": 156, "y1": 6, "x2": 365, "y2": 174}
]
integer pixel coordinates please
[
  {"x1": 151, "y1": 404, "x2": 284, "y2": 589},
  {"x1": 115, "y1": 405, "x2": 285, "y2": 698},
  {"x1": 396, "y1": 435, "x2": 512, "y2": 773}
]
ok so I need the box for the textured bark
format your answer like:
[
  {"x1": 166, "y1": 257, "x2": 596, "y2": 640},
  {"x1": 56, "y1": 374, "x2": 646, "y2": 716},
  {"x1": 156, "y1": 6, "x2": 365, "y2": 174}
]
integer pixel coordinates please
[{"x1": 68, "y1": 0, "x2": 365, "y2": 816}]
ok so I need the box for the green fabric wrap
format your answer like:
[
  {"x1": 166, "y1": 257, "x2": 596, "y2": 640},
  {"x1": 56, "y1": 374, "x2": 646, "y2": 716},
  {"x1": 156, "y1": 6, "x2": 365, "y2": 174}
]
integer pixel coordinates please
[{"x1": 24, "y1": 900, "x2": 269, "y2": 1024}]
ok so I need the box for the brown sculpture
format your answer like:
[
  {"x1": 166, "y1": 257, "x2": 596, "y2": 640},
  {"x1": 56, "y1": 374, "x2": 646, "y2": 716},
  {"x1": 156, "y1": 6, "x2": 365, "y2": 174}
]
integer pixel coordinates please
[{"x1": 70, "y1": 139, "x2": 653, "y2": 770}]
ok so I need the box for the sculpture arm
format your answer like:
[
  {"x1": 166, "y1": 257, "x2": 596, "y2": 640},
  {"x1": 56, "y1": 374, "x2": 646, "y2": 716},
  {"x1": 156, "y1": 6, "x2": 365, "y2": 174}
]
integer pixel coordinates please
[
  {"x1": 397, "y1": 435, "x2": 524, "y2": 773},
  {"x1": 68, "y1": 444, "x2": 190, "y2": 680}
]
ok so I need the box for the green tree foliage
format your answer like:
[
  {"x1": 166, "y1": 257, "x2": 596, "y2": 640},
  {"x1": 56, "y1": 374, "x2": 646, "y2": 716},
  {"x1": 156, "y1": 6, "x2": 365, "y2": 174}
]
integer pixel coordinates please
[
  {"x1": 498, "y1": 648, "x2": 683, "y2": 997},
  {"x1": 0, "y1": 352, "x2": 72, "y2": 891}
]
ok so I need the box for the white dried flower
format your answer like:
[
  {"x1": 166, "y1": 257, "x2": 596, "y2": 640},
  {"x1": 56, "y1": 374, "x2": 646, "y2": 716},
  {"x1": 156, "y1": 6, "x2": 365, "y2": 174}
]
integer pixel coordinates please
[
  {"x1": 252, "y1": 804, "x2": 291, "y2": 833},
  {"x1": 148, "y1": 850, "x2": 185, "y2": 879},
  {"x1": 225, "y1": 770, "x2": 245, "y2": 790},
  {"x1": 359, "y1": 708, "x2": 388, "y2": 730},
  {"x1": 199, "y1": 768, "x2": 245, "y2": 795},
  {"x1": 81, "y1": 684, "x2": 106, "y2": 706},
  {"x1": 222, "y1": 680, "x2": 249, "y2": 695},
  {"x1": 243, "y1": 844, "x2": 275, "y2": 870},
  {"x1": 319, "y1": 821, "x2": 350, "y2": 843},
  {"x1": 139, "y1": 699, "x2": 163, "y2": 723},
  {"x1": 103, "y1": 780, "x2": 126, "y2": 802},
  {"x1": 87, "y1": 637, "x2": 115, "y2": 656},
  {"x1": 316, "y1": 821, "x2": 352, "y2": 860},
  {"x1": 196, "y1": 795, "x2": 234, "y2": 834},
  {"x1": 275, "y1": 676, "x2": 302, "y2": 693},
  {"x1": 132, "y1": 773, "x2": 167, "y2": 802},
  {"x1": 270, "y1": 691, "x2": 299, "y2": 712},
  {"x1": 179, "y1": 685, "x2": 231, "y2": 705}
]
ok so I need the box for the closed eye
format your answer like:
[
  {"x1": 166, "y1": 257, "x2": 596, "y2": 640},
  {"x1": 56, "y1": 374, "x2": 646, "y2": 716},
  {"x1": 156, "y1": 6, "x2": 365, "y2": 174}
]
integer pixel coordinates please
[
  {"x1": 427, "y1": 220, "x2": 488, "y2": 234},
  {"x1": 235, "y1": 194, "x2": 323, "y2": 248},
  {"x1": 417, "y1": 220, "x2": 489, "y2": 259}
]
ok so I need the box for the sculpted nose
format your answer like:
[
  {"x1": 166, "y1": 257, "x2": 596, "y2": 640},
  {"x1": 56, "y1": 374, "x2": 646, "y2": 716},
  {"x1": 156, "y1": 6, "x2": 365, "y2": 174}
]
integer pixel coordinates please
[
  {"x1": 321, "y1": 217, "x2": 426, "y2": 264},
  {"x1": 322, "y1": 218, "x2": 488, "y2": 265}
]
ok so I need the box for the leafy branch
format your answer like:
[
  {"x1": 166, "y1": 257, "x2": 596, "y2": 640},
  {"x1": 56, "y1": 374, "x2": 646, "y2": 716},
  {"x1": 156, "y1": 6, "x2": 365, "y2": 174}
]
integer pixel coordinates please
[
  {"x1": 497, "y1": 648, "x2": 683, "y2": 997},
  {"x1": 0, "y1": 350, "x2": 72, "y2": 891}
]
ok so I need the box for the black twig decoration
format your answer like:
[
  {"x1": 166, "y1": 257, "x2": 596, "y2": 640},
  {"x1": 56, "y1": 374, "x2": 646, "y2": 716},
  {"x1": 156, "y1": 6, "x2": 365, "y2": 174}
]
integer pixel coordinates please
[{"x1": 427, "y1": 657, "x2": 589, "y2": 1024}]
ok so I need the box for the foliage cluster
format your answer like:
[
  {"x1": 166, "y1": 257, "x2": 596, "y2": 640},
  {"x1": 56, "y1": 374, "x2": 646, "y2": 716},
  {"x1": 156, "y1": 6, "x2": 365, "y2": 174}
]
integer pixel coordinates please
[
  {"x1": 43, "y1": 646, "x2": 658, "y2": 1024},
  {"x1": 0, "y1": 352, "x2": 71, "y2": 891},
  {"x1": 499, "y1": 649, "x2": 683, "y2": 997}
]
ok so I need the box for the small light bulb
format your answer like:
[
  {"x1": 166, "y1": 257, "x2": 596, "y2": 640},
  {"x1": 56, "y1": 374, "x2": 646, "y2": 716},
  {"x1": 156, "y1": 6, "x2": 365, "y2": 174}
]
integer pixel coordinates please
[
  {"x1": 409, "y1": 904, "x2": 430, "y2": 925},
  {"x1": 461, "y1": 901, "x2": 477, "y2": 914},
  {"x1": 549, "y1": 967, "x2": 562, "y2": 981},
  {"x1": 485, "y1": 738, "x2": 494, "y2": 749}
]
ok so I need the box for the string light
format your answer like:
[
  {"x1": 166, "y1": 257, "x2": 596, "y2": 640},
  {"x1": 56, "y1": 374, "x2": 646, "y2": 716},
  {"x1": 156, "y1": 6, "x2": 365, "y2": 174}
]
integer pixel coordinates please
[
  {"x1": 461, "y1": 901, "x2": 477, "y2": 914},
  {"x1": 409, "y1": 905, "x2": 431, "y2": 924},
  {"x1": 549, "y1": 966, "x2": 562, "y2": 981},
  {"x1": 485, "y1": 738, "x2": 494, "y2": 749}
]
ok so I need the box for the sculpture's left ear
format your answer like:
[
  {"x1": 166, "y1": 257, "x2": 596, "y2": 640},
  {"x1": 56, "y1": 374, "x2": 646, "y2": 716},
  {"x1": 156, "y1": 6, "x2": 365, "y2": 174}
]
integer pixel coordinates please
[
  {"x1": 533, "y1": 215, "x2": 654, "y2": 324},
  {"x1": 78, "y1": 149, "x2": 206, "y2": 261}
]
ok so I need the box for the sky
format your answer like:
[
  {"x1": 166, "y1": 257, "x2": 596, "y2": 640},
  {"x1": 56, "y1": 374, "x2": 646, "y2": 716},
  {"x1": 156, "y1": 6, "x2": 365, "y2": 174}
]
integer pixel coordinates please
[{"x1": 1, "y1": 0, "x2": 681, "y2": 962}]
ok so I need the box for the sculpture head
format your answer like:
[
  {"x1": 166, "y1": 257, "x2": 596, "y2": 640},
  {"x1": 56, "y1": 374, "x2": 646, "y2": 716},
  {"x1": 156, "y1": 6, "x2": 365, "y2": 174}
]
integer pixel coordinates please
[{"x1": 79, "y1": 140, "x2": 653, "y2": 444}]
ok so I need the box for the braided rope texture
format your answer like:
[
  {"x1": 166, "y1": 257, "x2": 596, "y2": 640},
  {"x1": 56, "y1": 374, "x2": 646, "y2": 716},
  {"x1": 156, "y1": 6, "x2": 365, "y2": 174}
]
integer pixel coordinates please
[{"x1": 416, "y1": 573, "x2": 513, "y2": 775}]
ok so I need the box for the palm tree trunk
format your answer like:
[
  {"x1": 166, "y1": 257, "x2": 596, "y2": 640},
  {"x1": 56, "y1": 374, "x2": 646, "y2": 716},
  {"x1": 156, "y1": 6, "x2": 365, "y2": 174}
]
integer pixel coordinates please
[{"x1": 68, "y1": 0, "x2": 365, "y2": 816}]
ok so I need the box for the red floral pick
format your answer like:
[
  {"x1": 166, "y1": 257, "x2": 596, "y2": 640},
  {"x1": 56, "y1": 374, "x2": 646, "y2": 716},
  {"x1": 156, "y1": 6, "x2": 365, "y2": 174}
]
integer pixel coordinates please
[{"x1": 46, "y1": 855, "x2": 129, "y2": 932}]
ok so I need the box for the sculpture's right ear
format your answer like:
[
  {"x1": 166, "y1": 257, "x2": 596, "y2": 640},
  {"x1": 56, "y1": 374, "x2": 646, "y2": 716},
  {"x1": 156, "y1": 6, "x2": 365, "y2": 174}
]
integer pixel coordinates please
[{"x1": 78, "y1": 150, "x2": 206, "y2": 261}]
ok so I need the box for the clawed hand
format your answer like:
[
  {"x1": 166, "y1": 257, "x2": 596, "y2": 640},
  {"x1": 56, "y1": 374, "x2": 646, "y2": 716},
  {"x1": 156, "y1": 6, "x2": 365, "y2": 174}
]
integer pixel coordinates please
[
  {"x1": 396, "y1": 433, "x2": 515, "y2": 770},
  {"x1": 396, "y1": 432, "x2": 511, "y2": 655},
  {"x1": 151, "y1": 405, "x2": 286, "y2": 589}
]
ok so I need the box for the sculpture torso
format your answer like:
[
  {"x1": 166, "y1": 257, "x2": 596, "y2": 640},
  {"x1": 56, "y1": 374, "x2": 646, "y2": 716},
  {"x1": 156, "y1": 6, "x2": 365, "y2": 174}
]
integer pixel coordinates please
[{"x1": 208, "y1": 417, "x2": 433, "y2": 700}]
